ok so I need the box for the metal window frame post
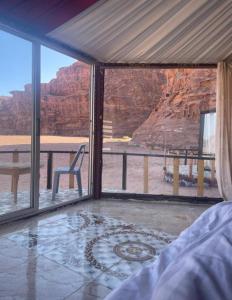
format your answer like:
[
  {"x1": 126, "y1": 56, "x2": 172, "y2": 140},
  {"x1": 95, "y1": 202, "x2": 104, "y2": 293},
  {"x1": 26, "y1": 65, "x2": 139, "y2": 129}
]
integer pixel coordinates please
[{"x1": 92, "y1": 63, "x2": 104, "y2": 199}]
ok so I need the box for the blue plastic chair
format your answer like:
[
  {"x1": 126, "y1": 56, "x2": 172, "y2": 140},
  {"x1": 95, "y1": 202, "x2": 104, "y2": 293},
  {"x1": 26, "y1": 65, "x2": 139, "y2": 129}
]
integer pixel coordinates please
[{"x1": 52, "y1": 144, "x2": 85, "y2": 200}]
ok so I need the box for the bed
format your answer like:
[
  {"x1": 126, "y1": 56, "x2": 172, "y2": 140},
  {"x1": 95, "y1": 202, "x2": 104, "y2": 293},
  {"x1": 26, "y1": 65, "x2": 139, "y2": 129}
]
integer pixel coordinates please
[{"x1": 106, "y1": 201, "x2": 232, "y2": 300}]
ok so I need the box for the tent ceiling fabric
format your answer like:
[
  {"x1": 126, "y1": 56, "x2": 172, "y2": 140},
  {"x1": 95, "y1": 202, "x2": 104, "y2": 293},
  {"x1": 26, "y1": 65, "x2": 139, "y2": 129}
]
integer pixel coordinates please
[{"x1": 48, "y1": 0, "x2": 232, "y2": 64}]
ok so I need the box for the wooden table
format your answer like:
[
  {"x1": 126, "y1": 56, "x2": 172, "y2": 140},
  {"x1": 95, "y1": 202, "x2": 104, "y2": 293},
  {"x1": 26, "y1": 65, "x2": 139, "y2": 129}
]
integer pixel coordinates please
[{"x1": 0, "y1": 162, "x2": 31, "y2": 202}]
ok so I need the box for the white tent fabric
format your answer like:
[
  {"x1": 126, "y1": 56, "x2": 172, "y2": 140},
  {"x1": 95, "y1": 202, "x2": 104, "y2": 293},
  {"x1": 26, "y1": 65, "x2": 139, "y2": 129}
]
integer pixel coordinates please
[
  {"x1": 48, "y1": 0, "x2": 232, "y2": 64},
  {"x1": 216, "y1": 62, "x2": 232, "y2": 200}
]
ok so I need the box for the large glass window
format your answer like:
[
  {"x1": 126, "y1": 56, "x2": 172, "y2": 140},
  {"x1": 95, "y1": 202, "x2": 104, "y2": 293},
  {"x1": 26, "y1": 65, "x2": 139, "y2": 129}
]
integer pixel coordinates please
[
  {"x1": 0, "y1": 28, "x2": 93, "y2": 220},
  {"x1": 0, "y1": 30, "x2": 33, "y2": 215},
  {"x1": 39, "y1": 46, "x2": 91, "y2": 209},
  {"x1": 102, "y1": 68, "x2": 220, "y2": 199}
]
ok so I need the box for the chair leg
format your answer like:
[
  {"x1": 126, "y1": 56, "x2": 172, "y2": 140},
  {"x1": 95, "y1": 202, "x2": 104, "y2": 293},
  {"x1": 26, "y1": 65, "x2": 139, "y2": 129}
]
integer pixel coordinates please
[
  {"x1": 76, "y1": 172, "x2": 82, "y2": 197},
  {"x1": 52, "y1": 172, "x2": 60, "y2": 200}
]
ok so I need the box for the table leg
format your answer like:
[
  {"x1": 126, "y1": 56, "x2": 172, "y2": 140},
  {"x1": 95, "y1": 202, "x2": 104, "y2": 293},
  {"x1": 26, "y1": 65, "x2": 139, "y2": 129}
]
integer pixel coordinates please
[{"x1": 12, "y1": 174, "x2": 19, "y2": 203}]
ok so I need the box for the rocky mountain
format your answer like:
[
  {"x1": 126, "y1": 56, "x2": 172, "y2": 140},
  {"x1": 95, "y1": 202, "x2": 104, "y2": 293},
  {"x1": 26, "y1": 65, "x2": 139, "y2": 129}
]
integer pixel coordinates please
[
  {"x1": 0, "y1": 62, "x2": 90, "y2": 136},
  {"x1": 40, "y1": 62, "x2": 90, "y2": 136},
  {"x1": 104, "y1": 68, "x2": 165, "y2": 137},
  {"x1": 0, "y1": 62, "x2": 216, "y2": 150},
  {"x1": 132, "y1": 69, "x2": 216, "y2": 149}
]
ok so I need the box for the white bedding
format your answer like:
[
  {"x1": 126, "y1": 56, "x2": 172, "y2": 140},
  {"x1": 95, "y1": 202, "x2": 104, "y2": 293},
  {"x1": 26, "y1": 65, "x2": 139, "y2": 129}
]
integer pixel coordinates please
[{"x1": 106, "y1": 201, "x2": 232, "y2": 300}]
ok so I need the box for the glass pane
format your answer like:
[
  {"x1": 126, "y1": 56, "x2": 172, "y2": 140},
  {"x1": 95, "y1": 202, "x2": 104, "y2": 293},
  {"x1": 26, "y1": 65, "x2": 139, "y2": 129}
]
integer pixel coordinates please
[
  {"x1": 203, "y1": 112, "x2": 216, "y2": 155},
  {"x1": 39, "y1": 46, "x2": 91, "y2": 209},
  {"x1": 102, "y1": 68, "x2": 220, "y2": 199},
  {"x1": 0, "y1": 30, "x2": 32, "y2": 215}
]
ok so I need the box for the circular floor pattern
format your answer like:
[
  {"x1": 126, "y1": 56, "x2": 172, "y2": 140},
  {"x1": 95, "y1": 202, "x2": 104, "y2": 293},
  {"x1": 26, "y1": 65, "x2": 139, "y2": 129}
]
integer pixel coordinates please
[
  {"x1": 85, "y1": 229, "x2": 171, "y2": 278},
  {"x1": 113, "y1": 241, "x2": 156, "y2": 262},
  {"x1": 66, "y1": 213, "x2": 91, "y2": 231}
]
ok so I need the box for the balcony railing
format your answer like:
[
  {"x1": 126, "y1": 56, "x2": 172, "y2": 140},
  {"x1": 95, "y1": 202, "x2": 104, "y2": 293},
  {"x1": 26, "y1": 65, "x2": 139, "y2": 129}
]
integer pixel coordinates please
[
  {"x1": 0, "y1": 150, "x2": 216, "y2": 198},
  {"x1": 103, "y1": 151, "x2": 216, "y2": 197}
]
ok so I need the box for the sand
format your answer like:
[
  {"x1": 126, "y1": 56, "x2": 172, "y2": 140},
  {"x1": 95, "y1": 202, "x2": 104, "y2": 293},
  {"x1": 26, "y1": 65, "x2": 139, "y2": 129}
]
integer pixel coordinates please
[{"x1": 0, "y1": 135, "x2": 130, "y2": 146}]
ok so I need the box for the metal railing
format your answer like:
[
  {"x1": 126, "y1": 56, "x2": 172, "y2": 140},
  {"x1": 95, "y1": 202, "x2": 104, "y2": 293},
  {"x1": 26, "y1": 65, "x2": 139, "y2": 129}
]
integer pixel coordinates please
[
  {"x1": 0, "y1": 149, "x2": 216, "y2": 197},
  {"x1": 103, "y1": 151, "x2": 216, "y2": 197},
  {"x1": 0, "y1": 150, "x2": 81, "y2": 190}
]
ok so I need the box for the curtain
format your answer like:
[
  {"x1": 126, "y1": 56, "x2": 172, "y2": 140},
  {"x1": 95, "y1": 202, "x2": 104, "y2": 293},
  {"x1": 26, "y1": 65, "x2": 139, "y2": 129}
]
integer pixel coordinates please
[{"x1": 215, "y1": 62, "x2": 232, "y2": 200}]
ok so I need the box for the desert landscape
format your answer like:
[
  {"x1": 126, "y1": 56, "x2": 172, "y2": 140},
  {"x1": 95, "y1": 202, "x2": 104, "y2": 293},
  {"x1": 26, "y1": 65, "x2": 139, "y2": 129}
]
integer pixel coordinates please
[{"x1": 0, "y1": 61, "x2": 220, "y2": 205}]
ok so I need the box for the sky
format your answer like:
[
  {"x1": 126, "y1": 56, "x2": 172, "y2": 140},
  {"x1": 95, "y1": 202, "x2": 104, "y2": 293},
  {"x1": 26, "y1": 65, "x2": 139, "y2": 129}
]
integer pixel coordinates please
[{"x1": 0, "y1": 30, "x2": 76, "y2": 96}]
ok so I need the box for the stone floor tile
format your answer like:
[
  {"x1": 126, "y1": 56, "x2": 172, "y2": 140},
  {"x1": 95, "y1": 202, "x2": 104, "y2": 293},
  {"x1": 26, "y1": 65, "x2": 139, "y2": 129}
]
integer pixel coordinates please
[
  {"x1": 43, "y1": 236, "x2": 103, "y2": 280},
  {"x1": 0, "y1": 199, "x2": 211, "y2": 299},
  {"x1": 0, "y1": 256, "x2": 88, "y2": 300},
  {"x1": 0, "y1": 238, "x2": 36, "y2": 273},
  {"x1": 93, "y1": 272, "x2": 124, "y2": 291},
  {"x1": 0, "y1": 188, "x2": 88, "y2": 216},
  {"x1": 65, "y1": 291, "x2": 97, "y2": 300},
  {"x1": 65, "y1": 282, "x2": 112, "y2": 300}
]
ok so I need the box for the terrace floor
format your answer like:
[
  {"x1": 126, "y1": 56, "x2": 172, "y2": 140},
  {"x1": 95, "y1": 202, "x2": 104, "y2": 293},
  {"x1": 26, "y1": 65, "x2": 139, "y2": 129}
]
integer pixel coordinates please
[
  {"x1": 0, "y1": 198, "x2": 210, "y2": 299},
  {"x1": 0, "y1": 189, "x2": 88, "y2": 215}
]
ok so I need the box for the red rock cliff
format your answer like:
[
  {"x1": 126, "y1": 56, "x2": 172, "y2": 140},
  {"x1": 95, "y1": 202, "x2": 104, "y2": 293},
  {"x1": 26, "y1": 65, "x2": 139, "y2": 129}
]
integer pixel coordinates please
[
  {"x1": 0, "y1": 63, "x2": 216, "y2": 150},
  {"x1": 0, "y1": 61, "x2": 90, "y2": 136},
  {"x1": 104, "y1": 68, "x2": 165, "y2": 137},
  {"x1": 132, "y1": 69, "x2": 216, "y2": 149}
]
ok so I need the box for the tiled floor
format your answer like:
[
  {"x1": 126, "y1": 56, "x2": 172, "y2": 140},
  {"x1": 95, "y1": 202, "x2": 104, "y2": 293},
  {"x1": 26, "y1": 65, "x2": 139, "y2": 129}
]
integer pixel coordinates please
[
  {"x1": 0, "y1": 189, "x2": 88, "y2": 215},
  {"x1": 0, "y1": 199, "x2": 210, "y2": 299}
]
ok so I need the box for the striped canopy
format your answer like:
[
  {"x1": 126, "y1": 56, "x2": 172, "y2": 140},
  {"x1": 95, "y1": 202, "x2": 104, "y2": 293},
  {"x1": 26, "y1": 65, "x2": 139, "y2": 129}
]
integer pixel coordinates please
[
  {"x1": 48, "y1": 0, "x2": 232, "y2": 64},
  {"x1": 0, "y1": 0, "x2": 231, "y2": 64}
]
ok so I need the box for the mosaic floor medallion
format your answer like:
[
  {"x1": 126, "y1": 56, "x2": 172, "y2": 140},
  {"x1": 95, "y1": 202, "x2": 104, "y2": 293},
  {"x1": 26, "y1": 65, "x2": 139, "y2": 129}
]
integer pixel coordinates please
[
  {"x1": 85, "y1": 228, "x2": 173, "y2": 279},
  {"x1": 114, "y1": 241, "x2": 156, "y2": 262},
  {"x1": 2, "y1": 210, "x2": 176, "y2": 293}
]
